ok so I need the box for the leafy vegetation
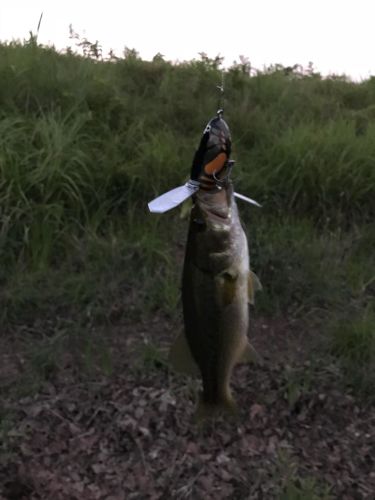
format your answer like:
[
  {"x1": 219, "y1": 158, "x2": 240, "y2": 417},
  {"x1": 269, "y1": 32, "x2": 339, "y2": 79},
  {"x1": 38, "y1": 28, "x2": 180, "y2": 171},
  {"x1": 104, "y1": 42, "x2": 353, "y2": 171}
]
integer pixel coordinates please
[
  {"x1": 276, "y1": 449, "x2": 333, "y2": 500},
  {"x1": 0, "y1": 37, "x2": 374, "y2": 397},
  {"x1": 328, "y1": 311, "x2": 375, "y2": 397}
]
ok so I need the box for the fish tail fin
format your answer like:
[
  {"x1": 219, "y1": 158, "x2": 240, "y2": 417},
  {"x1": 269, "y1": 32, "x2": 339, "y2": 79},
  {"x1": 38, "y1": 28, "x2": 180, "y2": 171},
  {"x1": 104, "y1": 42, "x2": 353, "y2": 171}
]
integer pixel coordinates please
[
  {"x1": 194, "y1": 391, "x2": 238, "y2": 421},
  {"x1": 168, "y1": 333, "x2": 200, "y2": 376}
]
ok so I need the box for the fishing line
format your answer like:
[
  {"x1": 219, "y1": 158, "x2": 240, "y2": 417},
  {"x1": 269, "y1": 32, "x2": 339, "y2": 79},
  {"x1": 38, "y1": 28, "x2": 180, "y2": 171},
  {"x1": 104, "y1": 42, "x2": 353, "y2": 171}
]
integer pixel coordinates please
[{"x1": 216, "y1": 70, "x2": 225, "y2": 117}]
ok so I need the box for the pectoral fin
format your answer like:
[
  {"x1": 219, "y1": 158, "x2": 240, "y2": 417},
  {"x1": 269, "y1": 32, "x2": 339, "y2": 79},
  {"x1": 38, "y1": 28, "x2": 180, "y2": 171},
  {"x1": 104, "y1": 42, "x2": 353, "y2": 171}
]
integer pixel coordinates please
[
  {"x1": 219, "y1": 269, "x2": 238, "y2": 306},
  {"x1": 238, "y1": 340, "x2": 263, "y2": 366},
  {"x1": 248, "y1": 270, "x2": 262, "y2": 305},
  {"x1": 168, "y1": 333, "x2": 200, "y2": 376}
]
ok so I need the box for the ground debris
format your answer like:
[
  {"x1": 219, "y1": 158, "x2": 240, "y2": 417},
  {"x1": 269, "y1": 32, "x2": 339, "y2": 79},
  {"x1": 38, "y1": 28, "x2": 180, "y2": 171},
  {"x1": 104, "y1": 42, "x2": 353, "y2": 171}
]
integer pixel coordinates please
[{"x1": 0, "y1": 319, "x2": 374, "y2": 499}]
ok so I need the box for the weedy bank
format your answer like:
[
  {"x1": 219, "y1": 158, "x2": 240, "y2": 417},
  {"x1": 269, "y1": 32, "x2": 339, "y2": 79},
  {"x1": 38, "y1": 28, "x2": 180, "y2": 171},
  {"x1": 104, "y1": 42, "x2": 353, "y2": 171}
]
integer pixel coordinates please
[{"x1": 0, "y1": 40, "x2": 374, "y2": 396}]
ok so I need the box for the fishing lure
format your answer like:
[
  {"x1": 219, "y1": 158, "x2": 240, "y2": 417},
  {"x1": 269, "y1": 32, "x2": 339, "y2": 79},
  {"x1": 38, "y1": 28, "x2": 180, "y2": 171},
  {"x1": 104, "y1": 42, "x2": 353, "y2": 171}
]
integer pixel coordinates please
[{"x1": 148, "y1": 77, "x2": 261, "y2": 213}]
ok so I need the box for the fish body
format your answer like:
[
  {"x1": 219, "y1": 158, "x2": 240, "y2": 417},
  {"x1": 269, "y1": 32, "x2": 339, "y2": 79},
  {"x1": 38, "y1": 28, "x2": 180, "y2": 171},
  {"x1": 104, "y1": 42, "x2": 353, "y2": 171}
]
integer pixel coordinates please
[
  {"x1": 168, "y1": 113, "x2": 261, "y2": 416},
  {"x1": 170, "y1": 181, "x2": 260, "y2": 416}
]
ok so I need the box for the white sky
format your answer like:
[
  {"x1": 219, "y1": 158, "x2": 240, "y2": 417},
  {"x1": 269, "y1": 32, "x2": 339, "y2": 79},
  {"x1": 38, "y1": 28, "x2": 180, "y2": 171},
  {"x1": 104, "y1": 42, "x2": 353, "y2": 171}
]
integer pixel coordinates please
[{"x1": 0, "y1": 0, "x2": 374, "y2": 80}]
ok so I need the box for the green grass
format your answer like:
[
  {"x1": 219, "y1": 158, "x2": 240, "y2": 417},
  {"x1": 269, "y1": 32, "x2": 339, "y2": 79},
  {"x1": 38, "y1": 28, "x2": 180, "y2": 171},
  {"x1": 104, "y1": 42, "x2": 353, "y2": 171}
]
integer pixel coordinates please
[
  {"x1": 138, "y1": 340, "x2": 169, "y2": 372},
  {"x1": 0, "y1": 39, "x2": 374, "y2": 398},
  {"x1": 280, "y1": 477, "x2": 333, "y2": 500},
  {"x1": 0, "y1": 216, "x2": 181, "y2": 326},
  {"x1": 328, "y1": 311, "x2": 375, "y2": 397},
  {"x1": 238, "y1": 119, "x2": 375, "y2": 222},
  {"x1": 276, "y1": 450, "x2": 333, "y2": 500}
]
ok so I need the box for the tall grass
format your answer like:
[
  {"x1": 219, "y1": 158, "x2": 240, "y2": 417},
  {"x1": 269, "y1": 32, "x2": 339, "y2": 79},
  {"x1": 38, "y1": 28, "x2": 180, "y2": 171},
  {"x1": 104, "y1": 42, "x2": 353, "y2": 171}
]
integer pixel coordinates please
[
  {"x1": 327, "y1": 310, "x2": 375, "y2": 398},
  {"x1": 0, "y1": 40, "x2": 374, "y2": 395},
  {"x1": 1, "y1": 41, "x2": 374, "y2": 269},
  {"x1": 238, "y1": 120, "x2": 375, "y2": 221}
]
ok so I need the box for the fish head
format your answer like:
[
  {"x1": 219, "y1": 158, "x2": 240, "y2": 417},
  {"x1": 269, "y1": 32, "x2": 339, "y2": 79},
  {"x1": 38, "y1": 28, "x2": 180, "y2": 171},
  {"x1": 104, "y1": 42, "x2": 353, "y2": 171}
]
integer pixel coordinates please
[
  {"x1": 188, "y1": 183, "x2": 234, "y2": 265},
  {"x1": 187, "y1": 179, "x2": 248, "y2": 277}
]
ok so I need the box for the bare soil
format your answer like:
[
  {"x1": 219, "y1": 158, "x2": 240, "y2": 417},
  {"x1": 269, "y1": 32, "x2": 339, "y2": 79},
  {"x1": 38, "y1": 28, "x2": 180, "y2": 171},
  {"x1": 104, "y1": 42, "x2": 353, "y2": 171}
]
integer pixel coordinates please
[{"x1": 0, "y1": 315, "x2": 374, "y2": 499}]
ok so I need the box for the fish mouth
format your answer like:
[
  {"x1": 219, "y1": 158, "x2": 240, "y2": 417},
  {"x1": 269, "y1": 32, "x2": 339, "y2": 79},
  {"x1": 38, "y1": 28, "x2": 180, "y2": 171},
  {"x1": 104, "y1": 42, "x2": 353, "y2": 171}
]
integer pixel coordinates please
[{"x1": 195, "y1": 186, "x2": 232, "y2": 220}]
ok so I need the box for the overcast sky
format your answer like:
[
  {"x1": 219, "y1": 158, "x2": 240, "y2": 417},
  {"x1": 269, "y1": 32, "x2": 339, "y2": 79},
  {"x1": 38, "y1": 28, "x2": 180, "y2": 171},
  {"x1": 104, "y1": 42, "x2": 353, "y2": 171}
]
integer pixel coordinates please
[{"x1": 1, "y1": 0, "x2": 374, "y2": 80}]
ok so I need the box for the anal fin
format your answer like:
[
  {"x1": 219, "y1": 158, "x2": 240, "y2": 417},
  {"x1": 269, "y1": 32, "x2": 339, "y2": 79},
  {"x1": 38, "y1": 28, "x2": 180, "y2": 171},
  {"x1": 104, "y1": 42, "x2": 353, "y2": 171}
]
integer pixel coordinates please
[
  {"x1": 219, "y1": 268, "x2": 238, "y2": 306},
  {"x1": 238, "y1": 340, "x2": 264, "y2": 366}
]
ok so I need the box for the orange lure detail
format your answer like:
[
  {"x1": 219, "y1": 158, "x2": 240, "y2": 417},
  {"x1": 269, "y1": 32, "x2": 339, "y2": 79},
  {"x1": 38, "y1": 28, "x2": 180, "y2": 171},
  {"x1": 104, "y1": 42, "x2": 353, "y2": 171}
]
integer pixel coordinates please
[{"x1": 203, "y1": 152, "x2": 228, "y2": 175}]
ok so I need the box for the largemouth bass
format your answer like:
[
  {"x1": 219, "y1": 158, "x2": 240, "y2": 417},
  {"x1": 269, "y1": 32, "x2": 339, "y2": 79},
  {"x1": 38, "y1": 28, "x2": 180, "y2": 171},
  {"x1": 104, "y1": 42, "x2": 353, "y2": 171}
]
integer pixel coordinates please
[{"x1": 169, "y1": 181, "x2": 261, "y2": 416}]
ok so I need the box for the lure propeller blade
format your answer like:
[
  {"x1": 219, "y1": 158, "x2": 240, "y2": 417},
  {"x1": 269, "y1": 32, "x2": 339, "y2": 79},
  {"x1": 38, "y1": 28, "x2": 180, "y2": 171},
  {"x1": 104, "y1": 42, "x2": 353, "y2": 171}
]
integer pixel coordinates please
[
  {"x1": 148, "y1": 181, "x2": 199, "y2": 213},
  {"x1": 148, "y1": 184, "x2": 262, "y2": 213},
  {"x1": 234, "y1": 192, "x2": 262, "y2": 208}
]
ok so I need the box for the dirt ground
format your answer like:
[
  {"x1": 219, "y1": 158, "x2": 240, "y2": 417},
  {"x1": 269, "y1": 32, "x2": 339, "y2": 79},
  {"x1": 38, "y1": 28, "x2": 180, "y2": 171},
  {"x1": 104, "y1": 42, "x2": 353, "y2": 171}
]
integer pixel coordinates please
[{"x1": 0, "y1": 316, "x2": 374, "y2": 499}]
